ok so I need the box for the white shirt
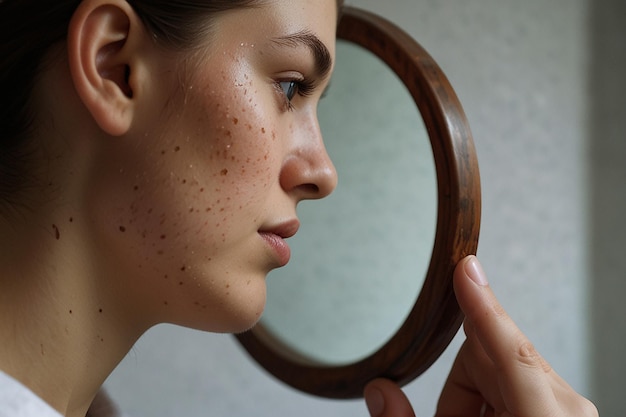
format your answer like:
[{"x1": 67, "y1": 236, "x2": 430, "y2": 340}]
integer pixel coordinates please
[{"x1": 0, "y1": 370, "x2": 62, "y2": 417}]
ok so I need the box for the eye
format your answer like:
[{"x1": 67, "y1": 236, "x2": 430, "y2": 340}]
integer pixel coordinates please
[
  {"x1": 279, "y1": 80, "x2": 298, "y2": 102},
  {"x1": 274, "y1": 77, "x2": 317, "y2": 111}
]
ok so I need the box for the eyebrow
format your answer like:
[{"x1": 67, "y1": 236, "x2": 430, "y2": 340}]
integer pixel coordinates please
[{"x1": 270, "y1": 30, "x2": 333, "y2": 79}]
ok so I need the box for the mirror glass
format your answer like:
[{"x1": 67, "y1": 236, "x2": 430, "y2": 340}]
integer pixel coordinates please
[{"x1": 261, "y1": 40, "x2": 438, "y2": 365}]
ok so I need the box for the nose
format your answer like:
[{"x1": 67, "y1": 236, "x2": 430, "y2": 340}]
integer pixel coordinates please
[{"x1": 279, "y1": 122, "x2": 337, "y2": 201}]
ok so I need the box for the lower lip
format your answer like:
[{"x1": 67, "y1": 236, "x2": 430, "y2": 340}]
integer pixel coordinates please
[{"x1": 259, "y1": 232, "x2": 291, "y2": 267}]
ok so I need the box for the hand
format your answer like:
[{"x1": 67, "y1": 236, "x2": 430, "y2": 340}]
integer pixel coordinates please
[{"x1": 364, "y1": 255, "x2": 598, "y2": 417}]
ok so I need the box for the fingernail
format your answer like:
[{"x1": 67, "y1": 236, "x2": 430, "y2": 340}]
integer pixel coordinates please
[
  {"x1": 365, "y1": 386, "x2": 385, "y2": 417},
  {"x1": 465, "y1": 255, "x2": 488, "y2": 286}
]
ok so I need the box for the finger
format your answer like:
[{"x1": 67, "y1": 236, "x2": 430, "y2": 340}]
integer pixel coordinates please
[
  {"x1": 454, "y1": 256, "x2": 552, "y2": 373},
  {"x1": 364, "y1": 379, "x2": 415, "y2": 417},
  {"x1": 453, "y1": 256, "x2": 558, "y2": 415},
  {"x1": 436, "y1": 321, "x2": 510, "y2": 415},
  {"x1": 434, "y1": 341, "x2": 490, "y2": 417}
]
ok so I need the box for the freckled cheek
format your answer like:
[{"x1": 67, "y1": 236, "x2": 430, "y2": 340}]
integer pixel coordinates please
[
  {"x1": 195, "y1": 93, "x2": 279, "y2": 197},
  {"x1": 120, "y1": 137, "x2": 275, "y2": 249},
  {"x1": 108, "y1": 78, "x2": 279, "y2": 242}
]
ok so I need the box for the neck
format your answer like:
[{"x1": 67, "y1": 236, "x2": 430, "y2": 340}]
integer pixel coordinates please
[{"x1": 0, "y1": 205, "x2": 145, "y2": 417}]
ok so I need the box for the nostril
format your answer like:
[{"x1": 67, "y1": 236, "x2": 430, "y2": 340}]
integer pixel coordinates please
[{"x1": 299, "y1": 183, "x2": 320, "y2": 196}]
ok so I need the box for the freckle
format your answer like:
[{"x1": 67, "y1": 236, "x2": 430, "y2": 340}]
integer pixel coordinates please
[
  {"x1": 161, "y1": 150, "x2": 166, "y2": 155},
  {"x1": 221, "y1": 169, "x2": 228, "y2": 176},
  {"x1": 69, "y1": 310, "x2": 73, "y2": 314},
  {"x1": 119, "y1": 226, "x2": 126, "y2": 232},
  {"x1": 163, "y1": 301, "x2": 169, "y2": 306},
  {"x1": 99, "y1": 308, "x2": 103, "y2": 313},
  {"x1": 181, "y1": 266, "x2": 186, "y2": 272},
  {"x1": 157, "y1": 250, "x2": 163, "y2": 255},
  {"x1": 164, "y1": 274, "x2": 169, "y2": 279},
  {"x1": 182, "y1": 179, "x2": 187, "y2": 184},
  {"x1": 179, "y1": 281, "x2": 184, "y2": 285},
  {"x1": 189, "y1": 207, "x2": 194, "y2": 213},
  {"x1": 160, "y1": 234, "x2": 166, "y2": 239},
  {"x1": 174, "y1": 146, "x2": 180, "y2": 152},
  {"x1": 133, "y1": 185, "x2": 139, "y2": 191},
  {"x1": 52, "y1": 224, "x2": 60, "y2": 240},
  {"x1": 69, "y1": 217, "x2": 74, "y2": 223},
  {"x1": 200, "y1": 187, "x2": 204, "y2": 192}
]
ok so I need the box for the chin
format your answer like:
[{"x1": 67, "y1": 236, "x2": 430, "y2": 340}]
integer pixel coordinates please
[
  {"x1": 180, "y1": 307, "x2": 264, "y2": 335},
  {"x1": 192, "y1": 290, "x2": 267, "y2": 334},
  {"x1": 225, "y1": 305, "x2": 266, "y2": 334}
]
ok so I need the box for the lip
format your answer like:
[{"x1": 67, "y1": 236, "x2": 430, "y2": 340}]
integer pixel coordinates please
[{"x1": 259, "y1": 219, "x2": 300, "y2": 267}]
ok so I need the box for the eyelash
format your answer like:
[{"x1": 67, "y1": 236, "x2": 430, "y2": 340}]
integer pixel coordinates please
[{"x1": 276, "y1": 77, "x2": 317, "y2": 111}]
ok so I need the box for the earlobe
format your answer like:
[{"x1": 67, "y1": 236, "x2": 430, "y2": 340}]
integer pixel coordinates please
[{"x1": 67, "y1": 0, "x2": 144, "y2": 136}]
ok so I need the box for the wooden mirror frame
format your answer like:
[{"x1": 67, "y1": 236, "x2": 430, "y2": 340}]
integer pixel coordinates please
[{"x1": 235, "y1": 6, "x2": 481, "y2": 399}]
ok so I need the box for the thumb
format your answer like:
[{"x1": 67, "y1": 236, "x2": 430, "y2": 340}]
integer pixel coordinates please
[{"x1": 364, "y1": 379, "x2": 415, "y2": 417}]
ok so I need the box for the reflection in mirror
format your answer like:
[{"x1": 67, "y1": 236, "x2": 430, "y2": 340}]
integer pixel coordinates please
[{"x1": 261, "y1": 40, "x2": 437, "y2": 365}]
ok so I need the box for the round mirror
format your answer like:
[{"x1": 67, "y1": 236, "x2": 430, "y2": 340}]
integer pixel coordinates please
[
  {"x1": 262, "y1": 38, "x2": 436, "y2": 365},
  {"x1": 236, "y1": 6, "x2": 481, "y2": 399}
]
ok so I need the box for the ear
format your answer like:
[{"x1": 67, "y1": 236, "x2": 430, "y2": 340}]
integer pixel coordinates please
[{"x1": 67, "y1": 0, "x2": 146, "y2": 136}]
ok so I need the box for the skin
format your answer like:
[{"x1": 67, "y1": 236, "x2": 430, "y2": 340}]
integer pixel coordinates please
[{"x1": 0, "y1": 0, "x2": 337, "y2": 416}]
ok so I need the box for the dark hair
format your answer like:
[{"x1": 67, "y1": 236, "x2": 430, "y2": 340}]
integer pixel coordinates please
[{"x1": 0, "y1": 0, "x2": 268, "y2": 208}]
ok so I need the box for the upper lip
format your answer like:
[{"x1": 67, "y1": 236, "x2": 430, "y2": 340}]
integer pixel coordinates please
[{"x1": 259, "y1": 219, "x2": 300, "y2": 239}]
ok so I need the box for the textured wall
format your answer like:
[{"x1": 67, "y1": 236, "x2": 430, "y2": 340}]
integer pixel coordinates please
[
  {"x1": 588, "y1": 0, "x2": 626, "y2": 415},
  {"x1": 103, "y1": 0, "x2": 611, "y2": 415}
]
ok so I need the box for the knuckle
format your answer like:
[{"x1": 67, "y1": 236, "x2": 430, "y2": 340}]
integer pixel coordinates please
[{"x1": 515, "y1": 340, "x2": 550, "y2": 372}]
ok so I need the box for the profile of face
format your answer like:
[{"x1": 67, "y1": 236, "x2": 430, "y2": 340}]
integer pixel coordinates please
[{"x1": 77, "y1": 0, "x2": 338, "y2": 335}]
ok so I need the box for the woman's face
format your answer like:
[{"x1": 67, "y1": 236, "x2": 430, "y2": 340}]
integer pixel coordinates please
[{"x1": 86, "y1": 0, "x2": 338, "y2": 333}]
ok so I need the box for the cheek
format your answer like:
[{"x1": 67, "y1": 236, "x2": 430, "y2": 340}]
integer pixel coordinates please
[
  {"x1": 187, "y1": 76, "x2": 281, "y2": 198},
  {"x1": 90, "y1": 79, "x2": 281, "y2": 264}
]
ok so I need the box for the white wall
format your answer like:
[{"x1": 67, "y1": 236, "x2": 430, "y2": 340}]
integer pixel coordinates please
[{"x1": 105, "y1": 0, "x2": 626, "y2": 415}]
